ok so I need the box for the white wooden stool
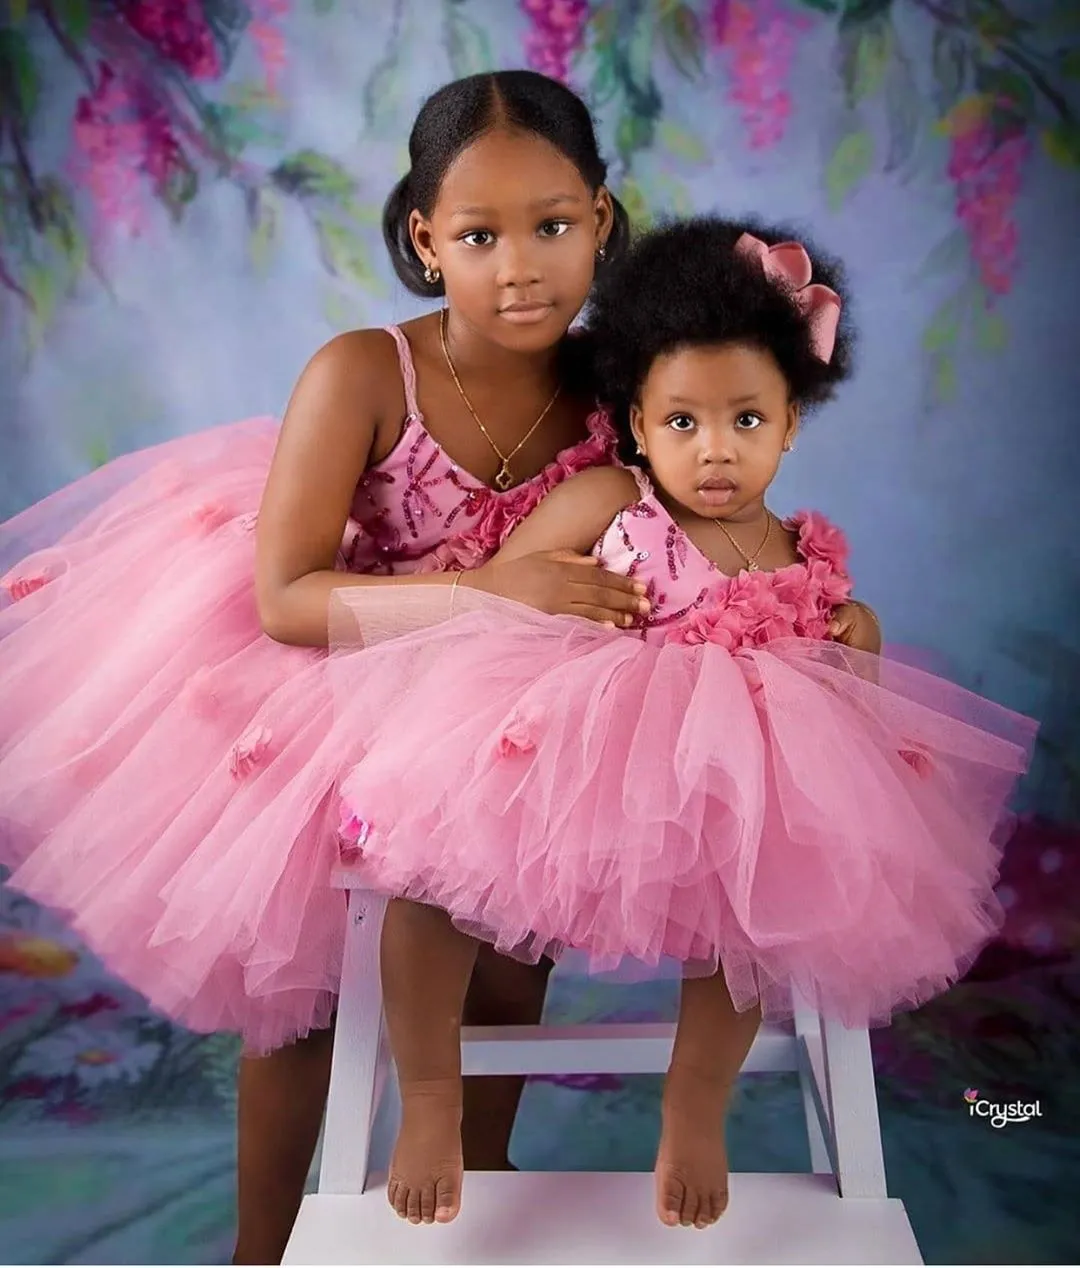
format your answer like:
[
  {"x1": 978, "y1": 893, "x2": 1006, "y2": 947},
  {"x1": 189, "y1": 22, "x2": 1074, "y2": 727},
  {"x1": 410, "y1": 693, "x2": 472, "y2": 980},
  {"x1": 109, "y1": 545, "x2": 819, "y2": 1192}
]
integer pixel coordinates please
[{"x1": 284, "y1": 888, "x2": 923, "y2": 1265}]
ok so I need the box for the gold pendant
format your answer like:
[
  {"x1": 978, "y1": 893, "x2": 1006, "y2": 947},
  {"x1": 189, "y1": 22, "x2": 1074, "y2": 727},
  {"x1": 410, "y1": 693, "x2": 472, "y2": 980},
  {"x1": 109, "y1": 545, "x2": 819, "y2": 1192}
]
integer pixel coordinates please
[
  {"x1": 494, "y1": 462, "x2": 514, "y2": 492},
  {"x1": 746, "y1": 562, "x2": 759, "y2": 573}
]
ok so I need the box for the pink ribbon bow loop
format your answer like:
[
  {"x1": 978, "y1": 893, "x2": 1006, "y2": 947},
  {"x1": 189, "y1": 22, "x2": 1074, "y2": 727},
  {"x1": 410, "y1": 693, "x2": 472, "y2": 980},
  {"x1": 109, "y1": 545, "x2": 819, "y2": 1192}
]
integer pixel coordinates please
[{"x1": 734, "y1": 232, "x2": 842, "y2": 363}]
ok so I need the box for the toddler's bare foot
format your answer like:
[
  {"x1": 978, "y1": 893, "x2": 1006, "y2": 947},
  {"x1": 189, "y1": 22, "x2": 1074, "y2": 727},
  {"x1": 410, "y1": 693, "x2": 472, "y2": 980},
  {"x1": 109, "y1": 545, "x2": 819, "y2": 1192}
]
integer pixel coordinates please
[
  {"x1": 655, "y1": 1065, "x2": 732, "y2": 1229},
  {"x1": 388, "y1": 1077, "x2": 463, "y2": 1224}
]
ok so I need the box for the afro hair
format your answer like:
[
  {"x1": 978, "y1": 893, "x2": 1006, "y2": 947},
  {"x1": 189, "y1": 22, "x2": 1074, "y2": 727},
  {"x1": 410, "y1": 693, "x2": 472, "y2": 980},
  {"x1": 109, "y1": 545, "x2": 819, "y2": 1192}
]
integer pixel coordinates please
[{"x1": 584, "y1": 214, "x2": 855, "y2": 453}]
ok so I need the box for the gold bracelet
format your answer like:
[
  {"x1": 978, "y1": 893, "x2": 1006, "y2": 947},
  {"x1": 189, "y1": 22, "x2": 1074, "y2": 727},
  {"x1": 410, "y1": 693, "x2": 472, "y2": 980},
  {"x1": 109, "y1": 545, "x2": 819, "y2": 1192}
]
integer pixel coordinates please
[{"x1": 449, "y1": 570, "x2": 463, "y2": 616}]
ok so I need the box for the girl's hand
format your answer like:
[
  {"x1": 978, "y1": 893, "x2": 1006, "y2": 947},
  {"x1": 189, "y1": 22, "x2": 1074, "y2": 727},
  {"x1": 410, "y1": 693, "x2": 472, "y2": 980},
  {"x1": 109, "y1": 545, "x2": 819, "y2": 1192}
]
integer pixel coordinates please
[
  {"x1": 828, "y1": 600, "x2": 882, "y2": 653},
  {"x1": 469, "y1": 550, "x2": 650, "y2": 626}
]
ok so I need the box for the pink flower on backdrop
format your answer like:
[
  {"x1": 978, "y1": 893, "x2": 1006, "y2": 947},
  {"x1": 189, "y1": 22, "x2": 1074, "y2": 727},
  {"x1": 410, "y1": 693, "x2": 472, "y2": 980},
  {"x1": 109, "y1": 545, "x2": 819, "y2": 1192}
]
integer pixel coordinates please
[
  {"x1": 120, "y1": 0, "x2": 223, "y2": 81},
  {"x1": 69, "y1": 64, "x2": 185, "y2": 237},
  {"x1": 58, "y1": 992, "x2": 123, "y2": 1020},
  {"x1": 946, "y1": 107, "x2": 1029, "y2": 297},
  {"x1": 521, "y1": 0, "x2": 589, "y2": 84},
  {"x1": 712, "y1": 0, "x2": 809, "y2": 151},
  {"x1": 249, "y1": 0, "x2": 291, "y2": 94}
]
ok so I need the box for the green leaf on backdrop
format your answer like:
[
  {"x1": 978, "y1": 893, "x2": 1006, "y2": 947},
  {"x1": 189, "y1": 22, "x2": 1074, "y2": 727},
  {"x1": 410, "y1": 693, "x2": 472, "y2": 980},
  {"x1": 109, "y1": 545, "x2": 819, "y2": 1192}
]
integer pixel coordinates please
[
  {"x1": 931, "y1": 27, "x2": 967, "y2": 113},
  {"x1": 247, "y1": 187, "x2": 280, "y2": 273},
  {"x1": 617, "y1": 175, "x2": 653, "y2": 229},
  {"x1": 657, "y1": 120, "x2": 706, "y2": 163},
  {"x1": 86, "y1": 436, "x2": 113, "y2": 469},
  {"x1": 914, "y1": 228, "x2": 969, "y2": 282},
  {"x1": 1063, "y1": 49, "x2": 1080, "y2": 80},
  {"x1": 6, "y1": 0, "x2": 28, "y2": 22},
  {"x1": 825, "y1": 129, "x2": 873, "y2": 209},
  {"x1": 932, "y1": 353, "x2": 957, "y2": 403},
  {"x1": 315, "y1": 219, "x2": 386, "y2": 294},
  {"x1": 848, "y1": 22, "x2": 892, "y2": 103},
  {"x1": 23, "y1": 261, "x2": 57, "y2": 353},
  {"x1": 973, "y1": 302, "x2": 1007, "y2": 352},
  {"x1": 55, "y1": 0, "x2": 92, "y2": 42},
  {"x1": 272, "y1": 149, "x2": 356, "y2": 200},
  {"x1": 364, "y1": 52, "x2": 403, "y2": 131},
  {"x1": 0, "y1": 28, "x2": 40, "y2": 120},
  {"x1": 794, "y1": 0, "x2": 840, "y2": 11},
  {"x1": 658, "y1": 0, "x2": 704, "y2": 79},
  {"x1": 883, "y1": 39, "x2": 920, "y2": 171},
  {"x1": 974, "y1": 63, "x2": 1035, "y2": 116},
  {"x1": 589, "y1": 54, "x2": 619, "y2": 107},
  {"x1": 444, "y1": 6, "x2": 493, "y2": 78},
  {"x1": 838, "y1": 0, "x2": 892, "y2": 26},
  {"x1": 161, "y1": 162, "x2": 200, "y2": 218},
  {"x1": 1042, "y1": 120, "x2": 1080, "y2": 167},
  {"x1": 615, "y1": 111, "x2": 655, "y2": 165},
  {"x1": 921, "y1": 296, "x2": 961, "y2": 353}
]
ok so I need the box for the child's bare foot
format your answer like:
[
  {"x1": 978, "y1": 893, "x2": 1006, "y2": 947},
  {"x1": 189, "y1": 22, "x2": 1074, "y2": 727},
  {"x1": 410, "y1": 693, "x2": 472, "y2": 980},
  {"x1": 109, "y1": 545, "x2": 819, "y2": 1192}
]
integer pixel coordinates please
[
  {"x1": 655, "y1": 1065, "x2": 732, "y2": 1229},
  {"x1": 388, "y1": 1078, "x2": 464, "y2": 1224}
]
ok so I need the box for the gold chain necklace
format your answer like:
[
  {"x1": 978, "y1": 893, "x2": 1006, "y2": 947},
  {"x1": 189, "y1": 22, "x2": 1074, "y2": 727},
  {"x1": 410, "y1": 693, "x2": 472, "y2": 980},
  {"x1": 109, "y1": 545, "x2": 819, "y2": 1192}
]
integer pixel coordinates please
[
  {"x1": 714, "y1": 510, "x2": 774, "y2": 573},
  {"x1": 439, "y1": 308, "x2": 561, "y2": 491}
]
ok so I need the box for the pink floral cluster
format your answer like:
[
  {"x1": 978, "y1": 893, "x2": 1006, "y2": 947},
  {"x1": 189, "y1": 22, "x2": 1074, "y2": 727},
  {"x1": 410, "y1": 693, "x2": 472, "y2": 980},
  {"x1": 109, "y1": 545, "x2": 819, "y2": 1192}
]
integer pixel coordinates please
[
  {"x1": 714, "y1": 0, "x2": 806, "y2": 150},
  {"x1": 947, "y1": 115, "x2": 1029, "y2": 297},
  {"x1": 248, "y1": 0, "x2": 290, "y2": 94},
  {"x1": 521, "y1": 0, "x2": 589, "y2": 84},
  {"x1": 70, "y1": 63, "x2": 187, "y2": 235},
  {"x1": 663, "y1": 513, "x2": 851, "y2": 652},
  {"x1": 121, "y1": 0, "x2": 222, "y2": 81}
]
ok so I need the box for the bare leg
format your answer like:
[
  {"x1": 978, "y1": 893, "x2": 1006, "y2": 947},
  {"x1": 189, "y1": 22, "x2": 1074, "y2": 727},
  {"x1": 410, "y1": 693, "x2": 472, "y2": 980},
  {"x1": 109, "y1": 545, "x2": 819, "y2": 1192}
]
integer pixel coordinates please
[
  {"x1": 381, "y1": 898, "x2": 481, "y2": 1224},
  {"x1": 655, "y1": 972, "x2": 761, "y2": 1229},
  {"x1": 231, "y1": 942, "x2": 552, "y2": 1260},
  {"x1": 461, "y1": 945, "x2": 554, "y2": 1169},
  {"x1": 234, "y1": 1026, "x2": 335, "y2": 1264}
]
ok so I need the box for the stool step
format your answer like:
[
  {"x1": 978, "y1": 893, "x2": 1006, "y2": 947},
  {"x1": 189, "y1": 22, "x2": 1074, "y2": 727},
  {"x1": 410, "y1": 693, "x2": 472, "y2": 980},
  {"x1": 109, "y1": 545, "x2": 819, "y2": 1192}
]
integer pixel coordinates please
[
  {"x1": 461, "y1": 1021, "x2": 797, "y2": 1076},
  {"x1": 285, "y1": 1172, "x2": 922, "y2": 1265}
]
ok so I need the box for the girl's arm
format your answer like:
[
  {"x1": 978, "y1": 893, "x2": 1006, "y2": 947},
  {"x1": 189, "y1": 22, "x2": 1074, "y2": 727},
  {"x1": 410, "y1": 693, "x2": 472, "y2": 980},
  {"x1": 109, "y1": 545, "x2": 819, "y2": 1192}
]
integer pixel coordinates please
[
  {"x1": 255, "y1": 331, "x2": 457, "y2": 648},
  {"x1": 256, "y1": 336, "x2": 647, "y2": 647},
  {"x1": 467, "y1": 466, "x2": 645, "y2": 626}
]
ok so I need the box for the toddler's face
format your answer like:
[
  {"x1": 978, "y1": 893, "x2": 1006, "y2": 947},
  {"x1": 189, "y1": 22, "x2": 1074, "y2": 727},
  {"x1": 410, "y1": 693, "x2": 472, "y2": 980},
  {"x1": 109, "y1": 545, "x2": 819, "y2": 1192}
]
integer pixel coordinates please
[{"x1": 630, "y1": 341, "x2": 798, "y2": 525}]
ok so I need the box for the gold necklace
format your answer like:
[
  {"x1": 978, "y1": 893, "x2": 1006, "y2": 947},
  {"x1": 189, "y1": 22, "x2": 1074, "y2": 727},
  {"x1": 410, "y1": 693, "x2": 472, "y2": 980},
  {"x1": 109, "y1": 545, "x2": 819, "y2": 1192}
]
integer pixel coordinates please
[
  {"x1": 439, "y1": 308, "x2": 561, "y2": 491},
  {"x1": 714, "y1": 510, "x2": 774, "y2": 573}
]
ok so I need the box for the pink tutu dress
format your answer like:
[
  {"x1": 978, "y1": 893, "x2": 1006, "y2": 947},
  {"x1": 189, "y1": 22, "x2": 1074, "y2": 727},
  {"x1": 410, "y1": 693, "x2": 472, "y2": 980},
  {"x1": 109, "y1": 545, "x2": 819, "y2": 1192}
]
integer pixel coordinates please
[
  {"x1": 331, "y1": 469, "x2": 1037, "y2": 1027},
  {"x1": 0, "y1": 327, "x2": 617, "y2": 1053}
]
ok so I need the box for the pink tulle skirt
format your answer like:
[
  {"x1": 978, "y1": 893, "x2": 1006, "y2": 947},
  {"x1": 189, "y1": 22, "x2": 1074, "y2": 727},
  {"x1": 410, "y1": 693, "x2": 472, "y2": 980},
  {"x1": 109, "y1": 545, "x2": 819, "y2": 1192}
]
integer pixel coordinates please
[
  {"x1": 1, "y1": 420, "x2": 360, "y2": 1054},
  {"x1": 329, "y1": 588, "x2": 1037, "y2": 1028}
]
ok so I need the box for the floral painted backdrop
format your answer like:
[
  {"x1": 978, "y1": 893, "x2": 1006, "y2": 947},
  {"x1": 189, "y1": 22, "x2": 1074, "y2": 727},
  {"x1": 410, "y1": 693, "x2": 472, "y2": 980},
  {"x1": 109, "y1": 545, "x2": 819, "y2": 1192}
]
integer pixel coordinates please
[{"x1": 1, "y1": 2, "x2": 1079, "y2": 1263}]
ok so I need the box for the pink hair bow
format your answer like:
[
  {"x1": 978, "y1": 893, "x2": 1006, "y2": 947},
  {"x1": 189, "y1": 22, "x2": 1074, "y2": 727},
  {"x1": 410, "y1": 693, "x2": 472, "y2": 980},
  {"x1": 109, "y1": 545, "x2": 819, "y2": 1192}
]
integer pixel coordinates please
[{"x1": 734, "y1": 232, "x2": 841, "y2": 363}]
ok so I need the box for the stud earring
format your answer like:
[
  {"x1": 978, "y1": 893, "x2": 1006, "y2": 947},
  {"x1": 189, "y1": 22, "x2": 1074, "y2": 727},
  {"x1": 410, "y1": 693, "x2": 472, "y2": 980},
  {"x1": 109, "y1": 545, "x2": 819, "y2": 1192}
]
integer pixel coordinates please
[
  {"x1": 596, "y1": 243, "x2": 607, "y2": 263},
  {"x1": 424, "y1": 265, "x2": 440, "y2": 285},
  {"x1": 635, "y1": 444, "x2": 645, "y2": 456},
  {"x1": 783, "y1": 440, "x2": 795, "y2": 453}
]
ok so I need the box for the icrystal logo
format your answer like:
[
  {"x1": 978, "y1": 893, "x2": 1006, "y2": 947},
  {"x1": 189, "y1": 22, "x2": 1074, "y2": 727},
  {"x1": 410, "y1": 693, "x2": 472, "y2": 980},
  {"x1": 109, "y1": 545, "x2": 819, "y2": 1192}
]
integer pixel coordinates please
[{"x1": 963, "y1": 1088, "x2": 1042, "y2": 1127}]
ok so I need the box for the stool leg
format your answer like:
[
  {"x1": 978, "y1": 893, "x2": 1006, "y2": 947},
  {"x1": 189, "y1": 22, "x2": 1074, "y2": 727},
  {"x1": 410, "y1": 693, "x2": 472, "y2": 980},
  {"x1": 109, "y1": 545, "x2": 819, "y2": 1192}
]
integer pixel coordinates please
[
  {"x1": 820, "y1": 1015, "x2": 888, "y2": 1198},
  {"x1": 318, "y1": 891, "x2": 388, "y2": 1195}
]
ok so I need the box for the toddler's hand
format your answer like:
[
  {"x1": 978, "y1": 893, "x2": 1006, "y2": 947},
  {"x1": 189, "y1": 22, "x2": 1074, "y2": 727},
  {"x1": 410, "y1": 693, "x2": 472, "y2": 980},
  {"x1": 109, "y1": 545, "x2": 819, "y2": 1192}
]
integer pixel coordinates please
[
  {"x1": 828, "y1": 600, "x2": 882, "y2": 654},
  {"x1": 470, "y1": 550, "x2": 650, "y2": 627}
]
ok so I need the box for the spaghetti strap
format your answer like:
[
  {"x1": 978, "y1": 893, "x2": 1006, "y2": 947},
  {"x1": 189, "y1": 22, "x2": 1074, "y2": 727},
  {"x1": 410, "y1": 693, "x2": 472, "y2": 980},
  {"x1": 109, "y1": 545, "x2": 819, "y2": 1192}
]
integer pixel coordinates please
[
  {"x1": 384, "y1": 325, "x2": 420, "y2": 419},
  {"x1": 628, "y1": 464, "x2": 654, "y2": 501}
]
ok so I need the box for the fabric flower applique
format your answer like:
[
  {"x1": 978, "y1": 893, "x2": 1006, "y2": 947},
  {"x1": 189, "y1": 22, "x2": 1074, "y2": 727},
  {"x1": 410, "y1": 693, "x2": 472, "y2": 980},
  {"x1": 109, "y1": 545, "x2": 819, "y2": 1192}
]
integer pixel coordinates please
[{"x1": 228, "y1": 726, "x2": 272, "y2": 778}]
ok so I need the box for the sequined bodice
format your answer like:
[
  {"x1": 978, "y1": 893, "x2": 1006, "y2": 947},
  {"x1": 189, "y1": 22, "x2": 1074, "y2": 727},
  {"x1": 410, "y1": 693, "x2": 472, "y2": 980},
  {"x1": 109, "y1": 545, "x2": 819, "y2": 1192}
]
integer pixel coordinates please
[
  {"x1": 593, "y1": 469, "x2": 852, "y2": 648},
  {"x1": 337, "y1": 327, "x2": 618, "y2": 575}
]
